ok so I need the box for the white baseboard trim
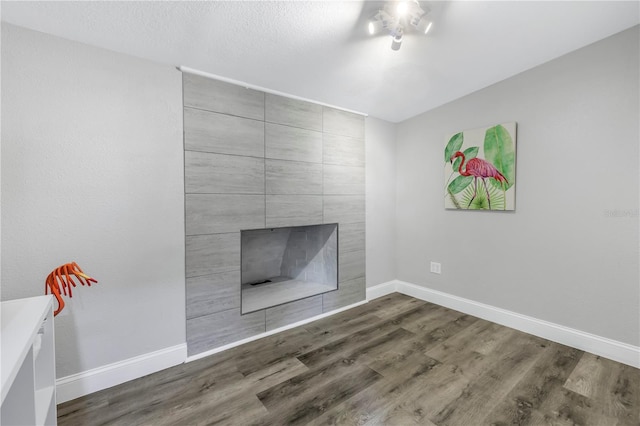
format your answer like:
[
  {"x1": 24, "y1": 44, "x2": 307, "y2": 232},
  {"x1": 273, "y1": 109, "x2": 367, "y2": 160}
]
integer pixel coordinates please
[
  {"x1": 366, "y1": 281, "x2": 397, "y2": 300},
  {"x1": 56, "y1": 343, "x2": 187, "y2": 404},
  {"x1": 395, "y1": 280, "x2": 640, "y2": 369},
  {"x1": 186, "y1": 300, "x2": 368, "y2": 363}
]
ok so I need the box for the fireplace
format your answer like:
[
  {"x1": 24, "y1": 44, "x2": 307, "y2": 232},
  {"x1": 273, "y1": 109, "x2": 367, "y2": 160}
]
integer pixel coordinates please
[{"x1": 241, "y1": 223, "x2": 338, "y2": 314}]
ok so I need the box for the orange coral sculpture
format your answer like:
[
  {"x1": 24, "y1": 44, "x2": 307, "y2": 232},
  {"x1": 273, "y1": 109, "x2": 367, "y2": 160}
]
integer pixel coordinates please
[{"x1": 45, "y1": 262, "x2": 98, "y2": 316}]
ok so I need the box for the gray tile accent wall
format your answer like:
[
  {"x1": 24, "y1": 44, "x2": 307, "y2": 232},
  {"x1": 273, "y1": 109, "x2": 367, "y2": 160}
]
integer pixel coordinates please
[
  {"x1": 322, "y1": 277, "x2": 366, "y2": 312},
  {"x1": 266, "y1": 159, "x2": 322, "y2": 195},
  {"x1": 323, "y1": 195, "x2": 366, "y2": 224},
  {"x1": 266, "y1": 296, "x2": 323, "y2": 331},
  {"x1": 183, "y1": 73, "x2": 265, "y2": 120},
  {"x1": 265, "y1": 123, "x2": 322, "y2": 163},
  {"x1": 186, "y1": 233, "x2": 239, "y2": 278},
  {"x1": 184, "y1": 107, "x2": 265, "y2": 158},
  {"x1": 266, "y1": 195, "x2": 323, "y2": 228},
  {"x1": 185, "y1": 151, "x2": 264, "y2": 194},
  {"x1": 186, "y1": 194, "x2": 265, "y2": 235},
  {"x1": 323, "y1": 164, "x2": 365, "y2": 195},
  {"x1": 322, "y1": 108, "x2": 365, "y2": 139},
  {"x1": 184, "y1": 74, "x2": 366, "y2": 356},
  {"x1": 186, "y1": 270, "x2": 240, "y2": 320},
  {"x1": 186, "y1": 308, "x2": 266, "y2": 356},
  {"x1": 323, "y1": 133, "x2": 365, "y2": 167},
  {"x1": 338, "y1": 249, "x2": 366, "y2": 283},
  {"x1": 265, "y1": 94, "x2": 322, "y2": 131},
  {"x1": 338, "y1": 222, "x2": 365, "y2": 254}
]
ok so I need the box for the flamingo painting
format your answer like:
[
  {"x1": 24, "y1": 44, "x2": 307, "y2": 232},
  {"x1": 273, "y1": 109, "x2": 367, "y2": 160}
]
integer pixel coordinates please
[
  {"x1": 450, "y1": 151, "x2": 507, "y2": 209},
  {"x1": 444, "y1": 123, "x2": 516, "y2": 210}
]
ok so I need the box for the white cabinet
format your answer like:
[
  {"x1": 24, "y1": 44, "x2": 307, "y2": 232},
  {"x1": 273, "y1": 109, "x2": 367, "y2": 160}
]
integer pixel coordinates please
[{"x1": 1, "y1": 296, "x2": 57, "y2": 425}]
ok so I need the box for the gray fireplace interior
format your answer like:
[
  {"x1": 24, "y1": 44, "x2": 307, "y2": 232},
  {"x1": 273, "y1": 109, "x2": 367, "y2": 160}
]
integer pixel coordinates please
[{"x1": 241, "y1": 224, "x2": 338, "y2": 313}]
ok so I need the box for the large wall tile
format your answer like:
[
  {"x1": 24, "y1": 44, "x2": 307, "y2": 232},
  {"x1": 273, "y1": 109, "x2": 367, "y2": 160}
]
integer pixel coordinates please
[
  {"x1": 185, "y1": 151, "x2": 264, "y2": 194},
  {"x1": 338, "y1": 222, "x2": 365, "y2": 254},
  {"x1": 323, "y1": 195, "x2": 365, "y2": 224},
  {"x1": 322, "y1": 107, "x2": 365, "y2": 139},
  {"x1": 265, "y1": 295, "x2": 323, "y2": 331},
  {"x1": 266, "y1": 195, "x2": 323, "y2": 227},
  {"x1": 265, "y1": 94, "x2": 322, "y2": 131},
  {"x1": 266, "y1": 159, "x2": 322, "y2": 195},
  {"x1": 187, "y1": 308, "x2": 265, "y2": 355},
  {"x1": 186, "y1": 270, "x2": 241, "y2": 320},
  {"x1": 323, "y1": 164, "x2": 365, "y2": 195},
  {"x1": 265, "y1": 123, "x2": 322, "y2": 163},
  {"x1": 322, "y1": 277, "x2": 365, "y2": 312},
  {"x1": 186, "y1": 233, "x2": 239, "y2": 278},
  {"x1": 184, "y1": 107, "x2": 264, "y2": 158},
  {"x1": 183, "y1": 73, "x2": 264, "y2": 120},
  {"x1": 323, "y1": 133, "x2": 364, "y2": 167},
  {"x1": 339, "y1": 249, "x2": 365, "y2": 283},
  {"x1": 186, "y1": 194, "x2": 265, "y2": 235}
]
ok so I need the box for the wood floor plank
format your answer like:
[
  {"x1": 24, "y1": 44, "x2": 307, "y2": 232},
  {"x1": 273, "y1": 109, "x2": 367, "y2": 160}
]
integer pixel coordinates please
[
  {"x1": 298, "y1": 326, "x2": 413, "y2": 368},
  {"x1": 425, "y1": 319, "x2": 506, "y2": 360},
  {"x1": 481, "y1": 341, "x2": 583, "y2": 425},
  {"x1": 302, "y1": 309, "x2": 384, "y2": 341},
  {"x1": 564, "y1": 351, "x2": 606, "y2": 398},
  {"x1": 428, "y1": 332, "x2": 548, "y2": 425},
  {"x1": 563, "y1": 353, "x2": 640, "y2": 423},
  {"x1": 308, "y1": 352, "x2": 441, "y2": 426},
  {"x1": 366, "y1": 293, "x2": 427, "y2": 319},
  {"x1": 256, "y1": 360, "x2": 382, "y2": 425},
  {"x1": 244, "y1": 356, "x2": 310, "y2": 394},
  {"x1": 58, "y1": 294, "x2": 639, "y2": 426}
]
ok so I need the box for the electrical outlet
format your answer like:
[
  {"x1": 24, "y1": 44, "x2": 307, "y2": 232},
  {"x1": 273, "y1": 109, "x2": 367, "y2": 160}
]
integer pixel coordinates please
[{"x1": 430, "y1": 262, "x2": 441, "y2": 274}]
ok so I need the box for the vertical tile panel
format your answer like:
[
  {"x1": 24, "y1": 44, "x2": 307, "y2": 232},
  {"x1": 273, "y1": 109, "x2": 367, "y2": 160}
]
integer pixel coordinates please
[
  {"x1": 183, "y1": 73, "x2": 264, "y2": 120},
  {"x1": 184, "y1": 108, "x2": 264, "y2": 157},
  {"x1": 186, "y1": 194, "x2": 265, "y2": 235},
  {"x1": 322, "y1": 277, "x2": 366, "y2": 312},
  {"x1": 322, "y1": 107, "x2": 365, "y2": 138},
  {"x1": 265, "y1": 123, "x2": 323, "y2": 163},
  {"x1": 323, "y1": 195, "x2": 365, "y2": 224},
  {"x1": 186, "y1": 270, "x2": 241, "y2": 319},
  {"x1": 266, "y1": 159, "x2": 322, "y2": 195},
  {"x1": 323, "y1": 133, "x2": 365, "y2": 167},
  {"x1": 265, "y1": 94, "x2": 322, "y2": 131},
  {"x1": 265, "y1": 296, "x2": 323, "y2": 331},
  {"x1": 339, "y1": 222, "x2": 365, "y2": 254},
  {"x1": 323, "y1": 164, "x2": 365, "y2": 195},
  {"x1": 266, "y1": 195, "x2": 323, "y2": 227},
  {"x1": 185, "y1": 151, "x2": 264, "y2": 194},
  {"x1": 339, "y1": 249, "x2": 366, "y2": 283},
  {"x1": 186, "y1": 233, "x2": 239, "y2": 278},
  {"x1": 187, "y1": 308, "x2": 266, "y2": 355}
]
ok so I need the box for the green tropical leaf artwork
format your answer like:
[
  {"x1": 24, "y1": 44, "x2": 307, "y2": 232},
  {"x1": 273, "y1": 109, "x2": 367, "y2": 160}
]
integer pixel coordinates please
[{"x1": 444, "y1": 122, "x2": 517, "y2": 211}]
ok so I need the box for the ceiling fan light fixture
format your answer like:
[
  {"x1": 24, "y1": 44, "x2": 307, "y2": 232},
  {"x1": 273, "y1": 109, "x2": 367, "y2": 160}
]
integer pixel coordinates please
[
  {"x1": 416, "y1": 18, "x2": 433, "y2": 34},
  {"x1": 368, "y1": 18, "x2": 384, "y2": 35},
  {"x1": 396, "y1": 1, "x2": 409, "y2": 17},
  {"x1": 391, "y1": 34, "x2": 403, "y2": 51},
  {"x1": 368, "y1": 0, "x2": 432, "y2": 50}
]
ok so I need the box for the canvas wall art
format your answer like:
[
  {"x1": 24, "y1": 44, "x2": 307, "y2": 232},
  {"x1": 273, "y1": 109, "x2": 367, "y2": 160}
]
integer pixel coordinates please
[{"x1": 444, "y1": 122, "x2": 517, "y2": 210}]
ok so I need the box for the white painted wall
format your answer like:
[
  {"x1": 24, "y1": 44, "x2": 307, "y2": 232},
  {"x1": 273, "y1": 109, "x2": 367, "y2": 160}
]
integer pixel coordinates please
[
  {"x1": 396, "y1": 26, "x2": 639, "y2": 346},
  {"x1": 1, "y1": 24, "x2": 186, "y2": 377},
  {"x1": 365, "y1": 117, "x2": 397, "y2": 287}
]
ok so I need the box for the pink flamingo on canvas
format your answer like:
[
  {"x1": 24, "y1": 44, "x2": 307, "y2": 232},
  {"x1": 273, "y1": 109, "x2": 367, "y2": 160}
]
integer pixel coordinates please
[{"x1": 451, "y1": 151, "x2": 508, "y2": 209}]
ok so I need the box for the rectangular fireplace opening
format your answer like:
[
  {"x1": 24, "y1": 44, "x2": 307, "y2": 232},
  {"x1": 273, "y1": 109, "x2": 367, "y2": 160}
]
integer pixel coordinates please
[{"x1": 241, "y1": 223, "x2": 338, "y2": 314}]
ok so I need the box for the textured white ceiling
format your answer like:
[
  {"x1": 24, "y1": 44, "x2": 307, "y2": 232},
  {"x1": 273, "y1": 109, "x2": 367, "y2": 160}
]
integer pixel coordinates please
[{"x1": 2, "y1": 1, "x2": 638, "y2": 122}]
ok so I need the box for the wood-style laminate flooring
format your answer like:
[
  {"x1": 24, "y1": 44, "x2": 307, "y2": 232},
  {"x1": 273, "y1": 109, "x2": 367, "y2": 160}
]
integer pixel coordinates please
[{"x1": 58, "y1": 293, "x2": 639, "y2": 425}]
